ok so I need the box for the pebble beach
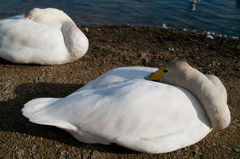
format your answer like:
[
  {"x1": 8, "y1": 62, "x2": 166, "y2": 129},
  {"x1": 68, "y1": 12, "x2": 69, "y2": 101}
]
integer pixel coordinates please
[{"x1": 0, "y1": 25, "x2": 239, "y2": 158}]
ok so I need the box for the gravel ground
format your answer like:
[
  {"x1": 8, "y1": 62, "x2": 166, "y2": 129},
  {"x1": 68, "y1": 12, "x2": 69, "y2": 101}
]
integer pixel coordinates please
[{"x1": 0, "y1": 25, "x2": 239, "y2": 158}]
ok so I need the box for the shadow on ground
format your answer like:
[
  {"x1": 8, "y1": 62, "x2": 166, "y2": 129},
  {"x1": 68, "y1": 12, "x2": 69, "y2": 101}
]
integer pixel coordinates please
[{"x1": 0, "y1": 82, "x2": 138, "y2": 154}]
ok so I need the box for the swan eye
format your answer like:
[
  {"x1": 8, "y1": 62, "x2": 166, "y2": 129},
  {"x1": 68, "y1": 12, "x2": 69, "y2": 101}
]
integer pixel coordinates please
[{"x1": 163, "y1": 69, "x2": 168, "y2": 73}]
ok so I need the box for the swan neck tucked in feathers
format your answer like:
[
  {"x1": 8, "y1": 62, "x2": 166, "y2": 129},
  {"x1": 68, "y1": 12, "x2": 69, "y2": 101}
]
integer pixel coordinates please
[
  {"x1": 62, "y1": 22, "x2": 89, "y2": 61},
  {"x1": 162, "y1": 67, "x2": 230, "y2": 129}
]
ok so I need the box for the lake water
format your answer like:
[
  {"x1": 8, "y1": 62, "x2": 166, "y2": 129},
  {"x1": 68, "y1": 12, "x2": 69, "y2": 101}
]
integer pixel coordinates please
[{"x1": 0, "y1": 0, "x2": 239, "y2": 37}]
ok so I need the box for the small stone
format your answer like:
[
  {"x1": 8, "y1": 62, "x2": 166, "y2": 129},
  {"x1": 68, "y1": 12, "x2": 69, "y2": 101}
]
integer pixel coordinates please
[
  {"x1": 56, "y1": 144, "x2": 61, "y2": 148},
  {"x1": 233, "y1": 148, "x2": 240, "y2": 152},
  {"x1": 32, "y1": 144, "x2": 37, "y2": 152},
  {"x1": 195, "y1": 57, "x2": 200, "y2": 60},
  {"x1": 17, "y1": 149, "x2": 24, "y2": 158},
  {"x1": 169, "y1": 48, "x2": 174, "y2": 52},
  {"x1": 212, "y1": 60, "x2": 217, "y2": 66},
  {"x1": 206, "y1": 35, "x2": 214, "y2": 39}
]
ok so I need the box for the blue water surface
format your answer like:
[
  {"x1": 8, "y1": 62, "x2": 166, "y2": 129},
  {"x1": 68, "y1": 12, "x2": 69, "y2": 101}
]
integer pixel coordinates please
[{"x1": 0, "y1": 0, "x2": 239, "y2": 37}]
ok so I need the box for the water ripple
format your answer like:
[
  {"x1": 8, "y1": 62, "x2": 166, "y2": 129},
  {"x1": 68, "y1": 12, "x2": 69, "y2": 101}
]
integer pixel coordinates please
[{"x1": 0, "y1": 0, "x2": 239, "y2": 37}]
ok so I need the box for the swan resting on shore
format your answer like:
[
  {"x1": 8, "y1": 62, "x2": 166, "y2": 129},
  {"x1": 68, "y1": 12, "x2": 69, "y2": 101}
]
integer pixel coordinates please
[
  {"x1": 0, "y1": 8, "x2": 89, "y2": 65},
  {"x1": 22, "y1": 61, "x2": 230, "y2": 153}
]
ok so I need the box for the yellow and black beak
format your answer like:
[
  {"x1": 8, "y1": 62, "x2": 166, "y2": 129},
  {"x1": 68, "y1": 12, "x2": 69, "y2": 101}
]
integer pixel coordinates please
[
  {"x1": 25, "y1": 14, "x2": 32, "y2": 20},
  {"x1": 148, "y1": 69, "x2": 164, "y2": 81}
]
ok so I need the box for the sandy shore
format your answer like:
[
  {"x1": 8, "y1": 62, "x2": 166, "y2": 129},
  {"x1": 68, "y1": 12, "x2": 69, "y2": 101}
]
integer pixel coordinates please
[{"x1": 0, "y1": 25, "x2": 239, "y2": 158}]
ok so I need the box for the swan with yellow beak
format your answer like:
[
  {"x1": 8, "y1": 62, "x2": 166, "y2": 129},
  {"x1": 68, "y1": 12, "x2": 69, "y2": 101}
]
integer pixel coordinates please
[{"x1": 22, "y1": 61, "x2": 230, "y2": 153}]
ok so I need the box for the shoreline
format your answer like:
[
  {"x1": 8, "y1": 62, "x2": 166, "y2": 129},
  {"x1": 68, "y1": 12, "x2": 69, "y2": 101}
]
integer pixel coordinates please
[
  {"x1": 85, "y1": 24, "x2": 240, "y2": 39},
  {"x1": 0, "y1": 25, "x2": 239, "y2": 158}
]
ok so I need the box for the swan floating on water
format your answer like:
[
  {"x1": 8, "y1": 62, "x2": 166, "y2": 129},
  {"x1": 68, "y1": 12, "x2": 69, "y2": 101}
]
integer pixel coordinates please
[
  {"x1": 22, "y1": 61, "x2": 230, "y2": 153},
  {"x1": 0, "y1": 8, "x2": 89, "y2": 65}
]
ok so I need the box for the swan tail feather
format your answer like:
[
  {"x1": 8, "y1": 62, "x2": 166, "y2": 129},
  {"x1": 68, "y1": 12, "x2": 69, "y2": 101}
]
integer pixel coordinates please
[{"x1": 22, "y1": 98, "x2": 63, "y2": 126}]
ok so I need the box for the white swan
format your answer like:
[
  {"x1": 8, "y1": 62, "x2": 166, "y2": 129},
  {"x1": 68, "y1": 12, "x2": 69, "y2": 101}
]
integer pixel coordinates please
[
  {"x1": 0, "y1": 8, "x2": 89, "y2": 65},
  {"x1": 22, "y1": 61, "x2": 230, "y2": 153}
]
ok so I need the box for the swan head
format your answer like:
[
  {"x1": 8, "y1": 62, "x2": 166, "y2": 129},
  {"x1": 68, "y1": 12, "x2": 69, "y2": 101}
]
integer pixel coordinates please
[
  {"x1": 149, "y1": 60, "x2": 231, "y2": 130},
  {"x1": 148, "y1": 60, "x2": 190, "y2": 85},
  {"x1": 25, "y1": 8, "x2": 75, "y2": 24}
]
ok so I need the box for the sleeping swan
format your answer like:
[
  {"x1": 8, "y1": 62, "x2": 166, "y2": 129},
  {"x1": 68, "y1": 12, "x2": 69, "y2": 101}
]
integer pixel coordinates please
[
  {"x1": 22, "y1": 61, "x2": 230, "y2": 153},
  {"x1": 0, "y1": 8, "x2": 89, "y2": 65}
]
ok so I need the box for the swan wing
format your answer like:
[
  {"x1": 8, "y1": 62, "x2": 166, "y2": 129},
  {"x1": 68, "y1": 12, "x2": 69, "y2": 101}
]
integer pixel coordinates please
[{"x1": 0, "y1": 15, "x2": 68, "y2": 64}]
